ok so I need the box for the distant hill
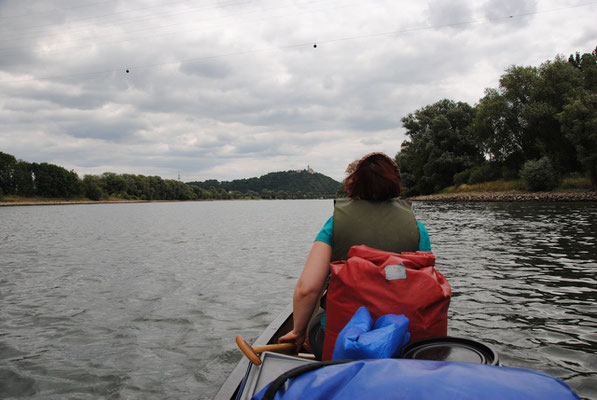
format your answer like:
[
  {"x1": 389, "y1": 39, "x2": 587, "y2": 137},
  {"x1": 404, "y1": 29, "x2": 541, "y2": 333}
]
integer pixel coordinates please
[{"x1": 187, "y1": 169, "x2": 341, "y2": 198}]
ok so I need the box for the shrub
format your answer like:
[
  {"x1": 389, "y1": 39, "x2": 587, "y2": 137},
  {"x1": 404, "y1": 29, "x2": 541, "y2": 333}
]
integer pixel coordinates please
[
  {"x1": 501, "y1": 166, "x2": 519, "y2": 181},
  {"x1": 468, "y1": 164, "x2": 500, "y2": 185},
  {"x1": 453, "y1": 169, "x2": 471, "y2": 186},
  {"x1": 520, "y1": 158, "x2": 559, "y2": 191}
]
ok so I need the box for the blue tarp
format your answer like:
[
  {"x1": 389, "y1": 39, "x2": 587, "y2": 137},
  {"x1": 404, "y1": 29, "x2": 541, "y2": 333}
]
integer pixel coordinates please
[{"x1": 252, "y1": 358, "x2": 580, "y2": 400}]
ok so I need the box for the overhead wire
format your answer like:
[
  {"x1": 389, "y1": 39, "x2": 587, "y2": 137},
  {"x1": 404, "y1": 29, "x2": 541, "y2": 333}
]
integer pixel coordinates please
[
  {"x1": 0, "y1": 0, "x2": 120, "y2": 20},
  {"x1": 1, "y1": 1, "x2": 596, "y2": 85},
  {"x1": 0, "y1": 0, "x2": 249, "y2": 42},
  {"x1": 0, "y1": 0, "x2": 354, "y2": 57},
  {"x1": 0, "y1": 0, "x2": 194, "y2": 32},
  {"x1": 0, "y1": 0, "x2": 332, "y2": 40}
]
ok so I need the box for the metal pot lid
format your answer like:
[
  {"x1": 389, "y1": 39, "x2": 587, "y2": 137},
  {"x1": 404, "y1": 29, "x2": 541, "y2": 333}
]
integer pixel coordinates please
[{"x1": 400, "y1": 336, "x2": 499, "y2": 366}]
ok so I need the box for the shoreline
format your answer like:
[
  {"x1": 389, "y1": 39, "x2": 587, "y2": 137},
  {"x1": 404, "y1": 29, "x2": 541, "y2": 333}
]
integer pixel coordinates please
[
  {"x1": 0, "y1": 199, "x2": 152, "y2": 207},
  {"x1": 408, "y1": 190, "x2": 597, "y2": 202},
  {"x1": 1, "y1": 190, "x2": 596, "y2": 206}
]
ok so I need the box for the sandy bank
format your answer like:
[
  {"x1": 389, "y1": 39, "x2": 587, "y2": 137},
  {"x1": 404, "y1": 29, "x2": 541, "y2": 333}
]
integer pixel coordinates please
[{"x1": 408, "y1": 190, "x2": 597, "y2": 202}]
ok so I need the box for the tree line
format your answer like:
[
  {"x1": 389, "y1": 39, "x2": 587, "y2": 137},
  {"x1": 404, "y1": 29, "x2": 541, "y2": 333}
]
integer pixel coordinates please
[
  {"x1": 396, "y1": 47, "x2": 597, "y2": 195},
  {"x1": 0, "y1": 153, "x2": 340, "y2": 201},
  {"x1": 187, "y1": 170, "x2": 339, "y2": 198}
]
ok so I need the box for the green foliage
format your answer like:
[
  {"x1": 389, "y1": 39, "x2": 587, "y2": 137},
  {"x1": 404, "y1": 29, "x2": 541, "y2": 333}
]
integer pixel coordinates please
[
  {"x1": 453, "y1": 164, "x2": 501, "y2": 187},
  {"x1": 453, "y1": 169, "x2": 471, "y2": 187},
  {"x1": 97, "y1": 173, "x2": 197, "y2": 200},
  {"x1": 396, "y1": 99, "x2": 484, "y2": 195},
  {"x1": 558, "y1": 48, "x2": 597, "y2": 187},
  {"x1": 467, "y1": 164, "x2": 501, "y2": 185},
  {"x1": 31, "y1": 163, "x2": 82, "y2": 198},
  {"x1": 13, "y1": 161, "x2": 35, "y2": 196},
  {"x1": 0, "y1": 151, "x2": 339, "y2": 201},
  {"x1": 82, "y1": 175, "x2": 104, "y2": 200},
  {"x1": 501, "y1": 166, "x2": 519, "y2": 181},
  {"x1": 520, "y1": 158, "x2": 559, "y2": 191},
  {"x1": 188, "y1": 170, "x2": 339, "y2": 199},
  {"x1": 471, "y1": 57, "x2": 584, "y2": 173},
  {"x1": 398, "y1": 46, "x2": 595, "y2": 195},
  {"x1": 0, "y1": 152, "x2": 17, "y2": 195}
]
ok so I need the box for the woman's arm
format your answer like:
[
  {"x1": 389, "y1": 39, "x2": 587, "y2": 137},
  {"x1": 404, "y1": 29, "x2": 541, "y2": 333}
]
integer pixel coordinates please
[{"x1": 278, "y1": 241, "x2": 332, "y2": 349}]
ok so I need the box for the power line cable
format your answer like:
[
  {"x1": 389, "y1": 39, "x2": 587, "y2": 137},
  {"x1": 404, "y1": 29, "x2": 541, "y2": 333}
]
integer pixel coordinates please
[
  {"x1": 0, "y1": 0, "x2": 352, "y2": 56},
  {"x1": 0, "y1": 0, "x2": 193, "y2": 31},
  {"x1": 0, "y1": 0, "x2": 119, "y2": 20},
  {"x1": 2, "y1": 2, "x2": 595, "y2": 85},
  {"x1": 0, "y1": 0, "x2": 322, "y2": 37}
]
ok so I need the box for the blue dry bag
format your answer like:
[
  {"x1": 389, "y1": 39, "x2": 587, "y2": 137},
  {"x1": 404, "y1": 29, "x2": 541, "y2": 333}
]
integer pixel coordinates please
[
  {"x1": 252, "y1": 358, "x2": 580, "y2": 400},
  {"x1": 332, "y1": 306, "x2": 410, "y2": 360}
]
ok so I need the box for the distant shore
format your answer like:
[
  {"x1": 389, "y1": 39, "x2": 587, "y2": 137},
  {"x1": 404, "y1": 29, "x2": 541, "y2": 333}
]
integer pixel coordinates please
[
  {"x1": 408, "y1": 190, "x2": 597, "y2": 202},
  {"x1": 2, "y1": 190, "x2": 597, "y2": 206},
  {"x1": 0, "y1": 199, "x2": 152, "y2": 207}
]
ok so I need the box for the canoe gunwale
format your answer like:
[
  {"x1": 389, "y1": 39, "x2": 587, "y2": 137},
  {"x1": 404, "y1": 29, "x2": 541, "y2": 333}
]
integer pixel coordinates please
[{"x1": 213, "y1": 303, "x2": 294, "y2": 400}]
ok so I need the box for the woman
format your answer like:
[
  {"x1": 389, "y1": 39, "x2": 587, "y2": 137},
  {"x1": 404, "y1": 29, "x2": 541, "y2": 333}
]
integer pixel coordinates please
[{"x1": 278, "y1": 152, "x2": 430, "y2": 359}]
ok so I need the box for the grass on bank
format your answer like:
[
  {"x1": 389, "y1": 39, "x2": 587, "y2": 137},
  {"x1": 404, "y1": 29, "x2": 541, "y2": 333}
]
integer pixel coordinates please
[{"x1": 440, "y1": 176, "x2": 593, "y2": 194}]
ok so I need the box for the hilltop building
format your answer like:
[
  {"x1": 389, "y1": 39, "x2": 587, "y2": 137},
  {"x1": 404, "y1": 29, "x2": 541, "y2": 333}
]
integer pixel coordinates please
[{"x1": 295, "y1": 165, "x2": 315, "y2": 174}]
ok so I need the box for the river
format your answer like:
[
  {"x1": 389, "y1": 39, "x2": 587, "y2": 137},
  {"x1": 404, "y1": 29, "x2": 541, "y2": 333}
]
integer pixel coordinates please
[{"x1": 0, "y1": 200, "x2": 596, "y2": 399}]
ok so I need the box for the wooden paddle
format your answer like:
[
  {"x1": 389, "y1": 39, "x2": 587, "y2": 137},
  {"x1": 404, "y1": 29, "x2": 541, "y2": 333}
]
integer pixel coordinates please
[{"x1": 235, "y1": 336, "x2": 296, "y2": 365}]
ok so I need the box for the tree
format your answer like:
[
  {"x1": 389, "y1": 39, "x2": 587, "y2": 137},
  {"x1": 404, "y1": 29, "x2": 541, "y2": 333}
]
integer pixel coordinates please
[
  {"x1": 472, "y1": 56, "x2": 586, "y2": 174},
  {"x1": 396, "y1": 99, "x2": 483, "y2": 195},
  {"x1": 531, "y1": 58, "x2": 583, "y2": 172},
  {"x1": 472, "y1": 66, "x2": 543, "y2": 168},
  {"x1": 558, "y1": 90, "x2": 597, "y2": 187},
  {"x1": 560, "y1": 48, "x2": 597, "y2": 188},
  {"x1": 13, "y1": 161, "x2": 35, "y2": 196},
  {"x1": 31, "y1": 162, "x2": 81, "y2": 197},
  {"x1": 82, "y1": 175, "x2": 104, "y2": 200},
  {"x1": 0, "y1": 152, "x2": 17, "y2": 195}
]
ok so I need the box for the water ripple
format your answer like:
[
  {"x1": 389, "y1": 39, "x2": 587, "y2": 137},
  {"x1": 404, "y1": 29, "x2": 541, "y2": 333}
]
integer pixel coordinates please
[{"x1": 1, "y1": 200, "x2": 595, "y2": 399}]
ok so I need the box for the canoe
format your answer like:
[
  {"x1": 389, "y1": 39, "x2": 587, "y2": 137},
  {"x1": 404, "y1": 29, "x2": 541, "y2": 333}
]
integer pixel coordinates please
[
  {"x1": 214, "y1": 304, "x2": 579, "y2": 400},
  {"x1": 213, "y1": 303, "x2": 498, "y2": 399},
  {"x1": 213, "y1": 303, "x2": 296, "y2": 400}
]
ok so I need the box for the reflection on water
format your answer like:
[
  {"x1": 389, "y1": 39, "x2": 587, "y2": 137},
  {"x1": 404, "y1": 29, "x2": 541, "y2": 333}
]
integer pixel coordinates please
[
  {"x1": 0, "y1": 200, "x2": 596, "y2": 399},
  {"x1": 413, "y1": 202, "x2": 597, "y2": 399}
]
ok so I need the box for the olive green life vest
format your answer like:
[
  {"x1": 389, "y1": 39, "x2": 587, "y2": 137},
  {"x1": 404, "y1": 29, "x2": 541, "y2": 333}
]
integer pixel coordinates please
[{"x1": 331, "y1": 198, "x2": 420, "y2": 262}]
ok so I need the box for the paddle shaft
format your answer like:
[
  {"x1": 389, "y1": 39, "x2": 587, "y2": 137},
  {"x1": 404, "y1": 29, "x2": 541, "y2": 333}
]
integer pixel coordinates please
[{"x1": 252, "y1": 343, "x2": 296, "y2": 354}]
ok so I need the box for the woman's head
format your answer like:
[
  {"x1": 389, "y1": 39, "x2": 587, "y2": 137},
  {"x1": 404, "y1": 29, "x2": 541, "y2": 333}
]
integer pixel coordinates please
[{"x1": 343, "y1": 152, "x2": 401, "y2": 200}]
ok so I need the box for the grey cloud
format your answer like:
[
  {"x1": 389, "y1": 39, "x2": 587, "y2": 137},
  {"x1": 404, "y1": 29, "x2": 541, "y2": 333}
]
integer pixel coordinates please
[
  {"x1": 426, "y1": 0, "x2": 474, "y2": 29},
  {"x1": 1, "y1": 0, "x2": 593, "y2": 181},
  {"x1": 62, "y1": 119, "x2": 147, "y2": 142},
  {"x1": 179, "y1": 59, "x2": 231, "y2": 79},
  {"x1": 482, "y1": 0, "x2": 537, "y2": 20}
]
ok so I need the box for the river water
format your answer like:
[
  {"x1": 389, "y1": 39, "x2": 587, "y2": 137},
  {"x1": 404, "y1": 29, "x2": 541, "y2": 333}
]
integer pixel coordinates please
[{"x1": 0, "y1": 200, "x2": 596, "y2": 399}]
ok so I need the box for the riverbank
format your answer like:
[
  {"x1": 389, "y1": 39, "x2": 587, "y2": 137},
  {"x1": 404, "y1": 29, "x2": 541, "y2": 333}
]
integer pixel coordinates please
[
  {"x1": 408, "y1": 190, "x2": 597, "y2": 202},
  {"x1": 0, "y1": 198, "x2": 151, "y2": 207},
  {"x1": 2, "y1": 190, "x2": 597, "y2": 206}
]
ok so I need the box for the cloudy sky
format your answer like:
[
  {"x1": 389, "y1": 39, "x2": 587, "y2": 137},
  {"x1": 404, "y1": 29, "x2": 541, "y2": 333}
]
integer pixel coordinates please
[{"x1": 1, "y1": 0, "x2": 595, "y2": 182}]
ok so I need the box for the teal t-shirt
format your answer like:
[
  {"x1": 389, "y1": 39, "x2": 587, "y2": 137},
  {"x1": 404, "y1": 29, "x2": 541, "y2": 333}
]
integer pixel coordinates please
[{"x1": 315, "y1": 216, "x2": 431, "y2": 251}]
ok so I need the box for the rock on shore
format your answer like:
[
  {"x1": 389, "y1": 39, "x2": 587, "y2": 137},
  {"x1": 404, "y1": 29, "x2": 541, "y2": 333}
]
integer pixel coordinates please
[{"x1": 408, "y1": 190, "x2": 597, "y2": 202}]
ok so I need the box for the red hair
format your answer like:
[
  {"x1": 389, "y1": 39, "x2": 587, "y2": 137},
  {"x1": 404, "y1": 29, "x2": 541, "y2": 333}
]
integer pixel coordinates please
[{"x1": 343, "y1": 152, "x2": 401, "y2": 200}]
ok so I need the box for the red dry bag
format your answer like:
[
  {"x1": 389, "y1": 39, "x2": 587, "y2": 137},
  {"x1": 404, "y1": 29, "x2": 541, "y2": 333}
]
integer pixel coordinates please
[{"x1": 322, "y1": 245, "x2": 451, "y2": 361}]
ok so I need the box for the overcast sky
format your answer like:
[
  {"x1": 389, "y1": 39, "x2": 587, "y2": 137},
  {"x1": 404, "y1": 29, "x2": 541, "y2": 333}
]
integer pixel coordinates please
[{"x1": 1, "y1": 0, "x2": 595, "y2": 182}]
